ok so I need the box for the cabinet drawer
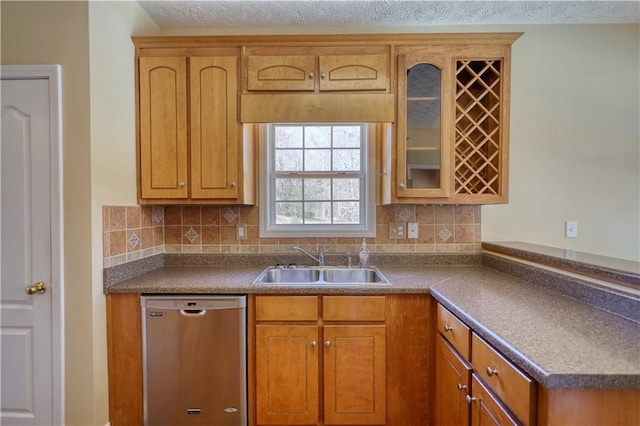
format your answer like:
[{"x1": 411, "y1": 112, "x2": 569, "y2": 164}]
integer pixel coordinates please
[
  {"x1": 472, "y1": 333, "x2": 536, "y2": 425},
  {"x1": 437, "y1": 304, "x2": 470, "y2": 360},
  {"x1": 470, "y1": 373, "x2": 519, "y2": 426},
  {"x1": 323, "y1": 296, "x2": 386, "y2": 321},
  {"x1": 255, "y1": 296, "x2": 318, "y2": 321}
]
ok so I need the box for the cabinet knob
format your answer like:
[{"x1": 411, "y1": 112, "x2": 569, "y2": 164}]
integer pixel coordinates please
[
  {"x1": 486, "y1": 366, "x2": 498, "y2": 377},
  {"x1": 444, "y1": 325, "x2": 453, "y2": 332},
  {"x1": 179, "y1": 181, "x2": 186, "y2": 187},
  {"x1": 465, "y1": 395, "x2": 477, "y2": 404},
  {"x1": 325, "y1": 340, "x2": 331, "y2": 347},
  {"x1": 229, "y1": 181, "x2": 236, "y2": 188},
  {"x1": 457, "y1": 383, "x2": 467, "y2": 391},
  {"x1": 308, "y1": 71, "x2": 314, "y2": 79},
  {"x1": 320, "y1": 72, "x2": 326, "y2": 79},
  {"x1": 399, "y1": 183, "x2": 406, "y2": 189},
  {"x1": 310, "y1": 340, "x2": 317, "y2": 347}
]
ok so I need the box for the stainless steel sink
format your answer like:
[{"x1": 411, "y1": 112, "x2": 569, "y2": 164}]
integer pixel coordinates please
[
  {"x1": 256, "y1": 267, "x2": 321, "y2": 283},
  {"x1": 252, "y1": 266, "x2": 390, "y2": 286}
]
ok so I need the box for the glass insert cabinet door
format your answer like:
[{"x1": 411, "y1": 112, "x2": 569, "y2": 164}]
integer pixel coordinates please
[{"x1": 396, "y1": 53, "x2": 451, "y2": 198}]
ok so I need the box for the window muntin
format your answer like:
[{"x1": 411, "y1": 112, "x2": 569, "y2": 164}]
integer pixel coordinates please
[{"x1": 260, "y1": 123, "x2": 375, "y2": 237}]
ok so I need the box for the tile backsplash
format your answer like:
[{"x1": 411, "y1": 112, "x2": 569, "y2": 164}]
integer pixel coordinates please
[{"x1": 103, "y1": 204, "x2": 481, "y2": 267}]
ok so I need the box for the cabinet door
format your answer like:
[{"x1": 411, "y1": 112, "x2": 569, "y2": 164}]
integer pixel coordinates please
[
  {"x1": 395, "y1": 51, "x2": 452, "y2": 199},
  {"x1": 255, "y1": 325, "x2": 319, "y2": 425},
  {"x1": 138, "y1": 56, "x2": 188, "y2": 199},
  {"x1": 246, "y1": 55, "x2": 316, "y2": 91},
  {"x1": 318, "y1": 54, "x2": 389, "y2": 91},
  {"x1": 323, "y1": 325, "x2": 386, "y2": 425},
  {"x1": 470, "y1": 374, "x2": 519, "y2": 426},
  {"x1": 435, "y1": 335, "x2": 472, "y2": 426},
  {"x1": 190, "y1": 56, "x2": 240, "y2": 200}
]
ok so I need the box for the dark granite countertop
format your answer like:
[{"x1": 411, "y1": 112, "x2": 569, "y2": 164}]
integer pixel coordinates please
[{"x1": 104, "y1": 253, "x2": 640, "y2": 390}]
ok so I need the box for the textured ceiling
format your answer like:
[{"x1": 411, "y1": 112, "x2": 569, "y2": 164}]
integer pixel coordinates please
[{"x1": 137, "y1": 1, "x2": 640, "y2": 28}]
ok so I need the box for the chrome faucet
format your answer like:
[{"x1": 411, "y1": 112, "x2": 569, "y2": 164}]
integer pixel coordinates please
[{"x1": 293, "y1": 245, "x2": 325, "y2": 266}]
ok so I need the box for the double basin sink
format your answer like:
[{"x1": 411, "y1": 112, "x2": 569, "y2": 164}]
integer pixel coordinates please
[{"x1": 252, "y1": 266, "x2": 390, "y2": 286}]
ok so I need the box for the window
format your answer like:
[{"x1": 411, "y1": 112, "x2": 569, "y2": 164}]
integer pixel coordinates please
[{"x1": 260, "y1": 123, "x2": 375, "y2": 238}]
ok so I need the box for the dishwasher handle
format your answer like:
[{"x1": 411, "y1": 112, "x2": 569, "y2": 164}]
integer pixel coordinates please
[{"x1": 180, "y1": 309, "x2": 207, "y2": 316}]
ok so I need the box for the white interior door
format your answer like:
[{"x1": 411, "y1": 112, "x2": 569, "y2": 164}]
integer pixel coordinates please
[{"x1": 1, "y1": 66, "x2": 63, "y2": 426}]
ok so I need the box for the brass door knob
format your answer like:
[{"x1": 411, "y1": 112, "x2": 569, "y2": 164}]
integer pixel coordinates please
[{"x1": 26, "y1": 281, "x2": 47, "y2": 295}]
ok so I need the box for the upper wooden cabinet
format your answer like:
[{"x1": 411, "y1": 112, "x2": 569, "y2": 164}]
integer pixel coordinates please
[
  {"x1": 245, "y1": 46, "x2": 390, "y2": 92},
  {"x1": 136, "y1": 48, "x2": 255, "y2": 205},
  {"x1": 139, "y1": 56, "x2": 189, "y2": 200},
  {"x1": 382, "y1": 41, "x2": 518, "y2": 205}
]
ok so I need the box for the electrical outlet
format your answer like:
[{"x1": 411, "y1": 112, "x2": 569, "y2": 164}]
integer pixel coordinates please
[
  {"x1": 407, "y1": 222, "x2": 419, "y2": 239},
  {"x1": 565, "y1": 221, "x2": 577, "y2": 238},
  {"x1": 389, "y1": 223, "x2": 406, "y2": 240},
  {"x1": 236, "y1": 223, "x2": 247, "y2": 240}
]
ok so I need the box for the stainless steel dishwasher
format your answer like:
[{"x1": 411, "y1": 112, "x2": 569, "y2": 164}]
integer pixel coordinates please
[{"x1": 141, "y1": 295, "x2": 247, "y2": 426}]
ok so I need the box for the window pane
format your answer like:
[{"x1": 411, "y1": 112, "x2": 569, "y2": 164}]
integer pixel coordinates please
[
  {"x1": 305, "y1": 126, "x2": 331, "y2": 148},
  {"x1": 305, "y1": 202, "x2": 331, "y2": 224},
  {"x1": 333, "y1": 149, "x2": 360, "y2": 171},
  {"x1": 275, "y1": 126, "x2": 302, "y2": 148},
  {"x1": 304, "y1": 179, "x2": 331, "y2": 200},
  {"x1": 333, "y1": 202, "x2": 360, "y2": 224},
  {"x1": 275, "y1": 149, "x2": 302, "y2": 171},
  {"x1": 276, "y1": 202, "x2": 303, "y2": 224},
  {"x1": 333, "y1": 126, "x2": 361, "y2": 148},
  {"x1": 304, "y1": 149, "x2": 331, "y2": 171},
  {"x1": 275, "y1": 178, "x2": 302, "y2": 201},
  {"x1": 333, "y1": 178, "x2": 360, "y2": 200}
]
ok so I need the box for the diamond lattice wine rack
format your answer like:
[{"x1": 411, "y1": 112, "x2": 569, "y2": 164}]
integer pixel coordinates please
[{"x1": 454, "y1": 60, "x2": 503, "y2": 197}]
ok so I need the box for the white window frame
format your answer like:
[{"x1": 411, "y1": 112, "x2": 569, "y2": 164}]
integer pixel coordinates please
[{"x1": 259, "y1": 123, "x2": 376, "y2": 238}]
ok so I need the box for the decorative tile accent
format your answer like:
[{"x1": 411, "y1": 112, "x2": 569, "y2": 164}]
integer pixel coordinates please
[
  {"x1": 398, "y1": 207, "x2": 413, "y2": 222},
  {"x1": 129, "y1": 232, "x2": 140, "y2": 248},
  {"x1": 439, "y1": 227, "x2": 453, "y2": 241},
  {"x1": 223, "y1": 208, "x2": 238, "y2": 224},
  {"x1": 154, "y1": 209, "x2": 164, "y2": 224},
  {"x1": 185, "y1": 227, "x2": 199, "y2": 242}
]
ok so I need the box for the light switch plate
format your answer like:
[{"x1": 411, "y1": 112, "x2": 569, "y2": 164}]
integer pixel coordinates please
[
  {"x1": 236, "y1": 223, "x2": 247, "y2": 240},
  {"x1": 407, "y1": 223, "x2": 419, "y2": 239},
  {"x1": 389, "y1": 223, "x2": 406, "y2": 240}
]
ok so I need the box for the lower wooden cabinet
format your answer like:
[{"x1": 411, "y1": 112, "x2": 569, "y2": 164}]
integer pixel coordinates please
[
  {"x1": 253, "y1": 295, "x2": 386, "y2": 425},
  {"x1": 250, "y1": 294, "x2": 431, "y2": 426},
  {"x1": 469, "y1": 374, "x2": 519, "y2": 426},
  {"x1": 255, "y1": 324, "x2": 319, "y2": 424},
  {"x1": 435, "y1": 334, "x2": 472, "y2": 426}
]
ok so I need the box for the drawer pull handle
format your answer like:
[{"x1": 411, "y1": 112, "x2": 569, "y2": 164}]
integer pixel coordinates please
[
  {"x1": 465, "y1": 395, "x2": 476, "y2": 404},
  {"x1": 444, "y1": 325, "x2": 453, "y2": 332},
  {"x1": 457, "y1": 383, "x2": 467, "y2": 391},
  {"x1": 310, "y1": 340, "x2": 317, "y2": 347},
  {"x1": 325, "y1": 340, "x2": 331, "y2": 347},
  {"x1": 486, "y1": 366, "x2": 498, "y2": 377}
]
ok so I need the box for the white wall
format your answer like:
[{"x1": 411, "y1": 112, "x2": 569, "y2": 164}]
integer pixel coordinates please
[
  {"x1": 2, "y1": 1, "x2": 158, "y2": 424},
  {"x1": 482, "y1": 24, "x2": 640, "y2": 261}
]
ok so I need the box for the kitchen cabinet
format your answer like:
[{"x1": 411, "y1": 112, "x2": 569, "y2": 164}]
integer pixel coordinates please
[
  {"x1": 471, "y1": 333, "x2": 536, "y2": 425},
  {"x1": 136, "y1": 48, "x2": 255, "y2": 205},
  {"x1": 469, "y1": 374, "x2": 519, "y2": 426},
  {"x1": 435, "y1": 335, "x2": 472, "y2": 426},
  {"x1": 382, "y1": 41, "x2": 517, "y2": 205},
  {"x1": 245, "y1": 46, "x2": 390, "y2": 92},
  {"x1": 436, "y1": 303, "x2": 535, "y2": 426},
  {"x1": 253, "y1": 295, "x2": 386, "y2": 425}
]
